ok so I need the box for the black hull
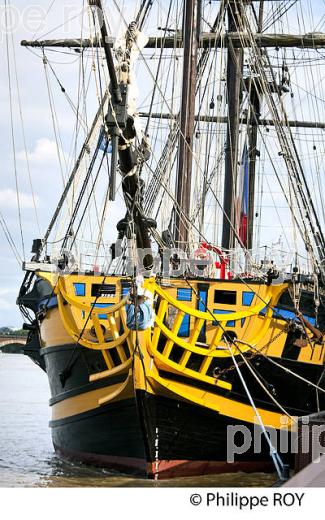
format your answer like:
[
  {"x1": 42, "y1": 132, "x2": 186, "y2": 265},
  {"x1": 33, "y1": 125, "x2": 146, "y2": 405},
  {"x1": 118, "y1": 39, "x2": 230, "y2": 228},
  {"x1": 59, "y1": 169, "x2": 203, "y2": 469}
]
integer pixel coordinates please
[
  {"x1": 48, "y1": 387, "x2": 282, "y2": 479},
  {"x1": 136, "y1": 390, "x2": 292, "y2": 478},
  {"x1": 50, "y1": 399, "x2": 148, "y2": 476},
  {"x1": 41, "y1": 343, "x2": 280, "y2": 478},
  {"x1": 41, "y1": 342, "x2": 148, "y2": 475},
  {"x1": 38, "y1": 339, "x2": 317, "y2": 478}
]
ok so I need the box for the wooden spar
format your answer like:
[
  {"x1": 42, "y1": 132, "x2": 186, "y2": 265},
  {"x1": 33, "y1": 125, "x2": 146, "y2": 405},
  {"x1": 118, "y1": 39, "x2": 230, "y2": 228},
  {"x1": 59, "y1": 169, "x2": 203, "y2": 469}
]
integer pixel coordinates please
[
  {"x1": 222, "y1": 0, "x2": 244, "y2": 251},
  {"x1": 258, "y1": 1, "x2": 264, "y2": 33},
  {"x1": 174, "y1": 0, "x2": 200, "y2": 249},
  {"x1": 21, "y1": 32, "x2": 325, "y2": 49},
  {"x1": 138, "y1": 112, "x2": 325, "y2": 130},
  {"x1": 88, "y1": 0, "x2": 121, "y2": 104}
]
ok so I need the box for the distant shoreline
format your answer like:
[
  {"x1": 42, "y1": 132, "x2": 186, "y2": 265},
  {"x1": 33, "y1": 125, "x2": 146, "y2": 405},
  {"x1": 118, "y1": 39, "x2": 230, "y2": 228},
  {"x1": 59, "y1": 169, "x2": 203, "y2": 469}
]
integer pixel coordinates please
[{"x1": 0, "y1": 345, "x2": 25, "y2": 354}]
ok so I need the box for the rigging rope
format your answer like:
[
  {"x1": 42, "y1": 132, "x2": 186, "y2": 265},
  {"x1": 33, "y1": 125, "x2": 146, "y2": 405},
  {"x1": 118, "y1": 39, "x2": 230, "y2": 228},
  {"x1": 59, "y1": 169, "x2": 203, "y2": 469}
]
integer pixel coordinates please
[
  {"x1": 68, "y1": 138, "x2": 109, "y2": 251},
  {"x1": 226, "y1": 338, "x2": 286, "y2": 480},
  {"x1": 237, "y1": 337, "x2": 325, "y2": 395},
  {"x1": 5, "y1": 0, "x2": 25, "y2": 260},
  {"x1": 235, "y1": 2, "x2": 325, "y2": 267},
  {"x1": 8, "y1": 1, "x2": 41, "y2": 235},
  {"x1": 0, "y1": 212, "x2": 22, "y2": 266},
  {"x1": 234, "y1": 342, "x2": 295, "y2": 421}
]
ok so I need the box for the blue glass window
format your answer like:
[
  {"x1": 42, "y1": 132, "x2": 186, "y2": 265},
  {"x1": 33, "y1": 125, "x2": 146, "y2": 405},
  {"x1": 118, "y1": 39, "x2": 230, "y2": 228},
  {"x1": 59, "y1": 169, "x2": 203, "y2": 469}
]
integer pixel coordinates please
[
  {"x1": 198, "y1": 290, "x2": 207, "y2": 313},
  {"x1": 74, "y1": 283, "x2": 85, "y2": 297},
  {"x1": 38, "y1": 296, "x2": 57, "y2": 310},
  {"x1": 177, "y1": 288, "x2": 192, "y2": 301},
  {"x1": 176, "y1": 288, "x2": 192, "y2": 336},
  {"x1": 121, "y1": 287, "x2": 131, "y2": 314},
  {"x1": 242, "y1": 291, "x2": 254, "y2": 306},
  {"x1": 178, "y1": 314, "x2": 190, "y2": 337},
  {"x1": 93, "y1": 303, "x2": 113, "y2": 320},
  {"x1": 273, "y1": 307, "x2": 316, "y2": 325},
  {"x1": 121, "y1": 287, "x2": 130, "y2": 301},
  {"x1": 198, "y1": 289, "x2": 207, "y2": 339},
  {"x1": 213, "y1": 309, "x2": 236, "y2": 327}
]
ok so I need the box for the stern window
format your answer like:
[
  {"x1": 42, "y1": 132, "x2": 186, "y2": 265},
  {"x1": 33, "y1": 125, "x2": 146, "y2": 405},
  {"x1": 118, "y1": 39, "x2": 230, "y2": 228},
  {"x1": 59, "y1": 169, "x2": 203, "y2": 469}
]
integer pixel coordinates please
[
  {"x1": 177, "y1": 288, "x2": 192, "y2": 301},
  {"x1": 74, "y1": 283, "x2": 85, "y2": 297},
  {"x1": 91, "y1": 284, "x2": 116, "y2": 298},
  {"x1": 242, "y1": 291, "x2": 254, "y2": 306},
  {"x1": 214, "y1": 290, "x2": 236, "y2": 305}
]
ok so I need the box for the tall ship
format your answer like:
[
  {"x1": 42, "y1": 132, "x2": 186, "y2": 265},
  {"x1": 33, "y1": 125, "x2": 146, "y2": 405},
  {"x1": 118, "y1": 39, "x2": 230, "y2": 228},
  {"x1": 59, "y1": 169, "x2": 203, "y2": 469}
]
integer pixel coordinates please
[{"x1": 11, "y1": 0, "x2": 325, "y2": 479}]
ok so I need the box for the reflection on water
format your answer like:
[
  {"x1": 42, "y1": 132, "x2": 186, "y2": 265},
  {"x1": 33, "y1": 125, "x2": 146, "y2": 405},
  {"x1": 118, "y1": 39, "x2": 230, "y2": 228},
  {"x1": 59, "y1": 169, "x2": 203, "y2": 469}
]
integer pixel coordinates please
[{"x1": 0, "y1": 354, "x2": 276, "y2": 487}]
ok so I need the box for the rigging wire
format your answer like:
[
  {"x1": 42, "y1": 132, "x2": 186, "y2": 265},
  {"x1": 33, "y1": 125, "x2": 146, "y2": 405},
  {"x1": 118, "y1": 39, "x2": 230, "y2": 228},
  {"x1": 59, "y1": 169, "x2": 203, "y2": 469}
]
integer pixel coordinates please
[
  {"x1": 45, "y1": 58, "x2": 88, "y2": 132},
  {"x1": 262, "y1": 0, "x2": 299, "y2": 33},
  {"x1": 8, "y1": 0, "x2": 41, "y2": 235},
  {"x1": 144, "y1": 2, "x2": 228, "y2": 231},
  {"x1": 42, "y1": 51, "x2": 69, "y2": 188},
  {"x1": 226, "y1": 339, "x2": 286, "y2": 480},
  {"x1": 237, "y1": 337, "x2": 325, "y2": 396},
  {"x1": 143, "y1": 0, "x2": 173, "y2": 150},
  {"x1": 180, "y1": 277, "x2": 297, "y2": 479},
  {"x1": 229, "y1": 1, "x2": 325, "y2": 269},
  {"x1": 61, "y1": 130, "x2": 103, "y2": 251},
  {"x1": 4, "y1": 0, "x2": 25, "y2": 260},
  {"x1": 31, "y1": 0, "x2": 57, "y2": 41},
  {"x1": 234, "y1": 343, "x2": 295, "y2": 421},
  {"x1": 69, "y1": 140, "x2": 109, "y2": 251},
  {"x1": 87, "y1": 6, "x2": 111, "y2": 254},
  {"x1": 0, "y1": 211, "x2": 22, "y2": 266}
]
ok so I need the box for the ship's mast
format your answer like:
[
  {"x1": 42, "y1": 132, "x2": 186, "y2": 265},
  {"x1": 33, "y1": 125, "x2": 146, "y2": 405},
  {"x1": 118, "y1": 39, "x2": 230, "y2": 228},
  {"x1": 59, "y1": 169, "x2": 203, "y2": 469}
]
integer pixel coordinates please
[
  {"x1": 89, "y1": 0, "x2": 121, "y2": 104},
  {"x1": 247, "y1": 1, "x2": 264, "y2": 250},
  {"x1": 246, "y1": 79, "x2": 260, "y2": 250},
  {"x1": 221, "y1": 0, "x2": 244, "y2": 251},
  {"x1": 89, "y1": 0, "x2": 156, "y2": 263},
  {"x1": 20, "y1": 1, "x2": 325, "y2": 269},
  {"x1": 174, "y1": 0, "x2": 201, "y2": 249}
]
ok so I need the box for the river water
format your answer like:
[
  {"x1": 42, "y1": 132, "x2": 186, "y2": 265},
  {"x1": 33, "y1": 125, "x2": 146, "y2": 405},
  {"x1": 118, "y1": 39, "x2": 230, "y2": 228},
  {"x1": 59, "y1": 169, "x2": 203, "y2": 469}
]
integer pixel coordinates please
[{"x1": 0, "y1": 354, "x2": 276, "y2": 487}]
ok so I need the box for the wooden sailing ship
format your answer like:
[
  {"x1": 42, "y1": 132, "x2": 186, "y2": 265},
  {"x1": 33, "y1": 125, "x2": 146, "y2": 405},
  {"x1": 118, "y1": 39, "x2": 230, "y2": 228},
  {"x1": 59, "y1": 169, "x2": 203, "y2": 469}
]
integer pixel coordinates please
[{"x1": 15, "y1": 0, "x2": 325, "y2": 479}]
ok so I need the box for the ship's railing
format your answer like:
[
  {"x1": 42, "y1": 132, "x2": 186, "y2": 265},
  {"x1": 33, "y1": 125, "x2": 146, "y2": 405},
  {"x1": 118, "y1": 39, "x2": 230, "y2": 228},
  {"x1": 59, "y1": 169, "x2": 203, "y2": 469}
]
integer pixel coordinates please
[
  {"x1": 51, "y1": 238, "x2": 313, "y2": 279},
  {"x1": 143, "y1": 280, "x2": 278, "y2": 389},
  {"x1": 56, "y1": 278, "x2": 133, "y2": 377},
  {"x1": 55, "y1": 275, "x2": 284, "y2": 388}
]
